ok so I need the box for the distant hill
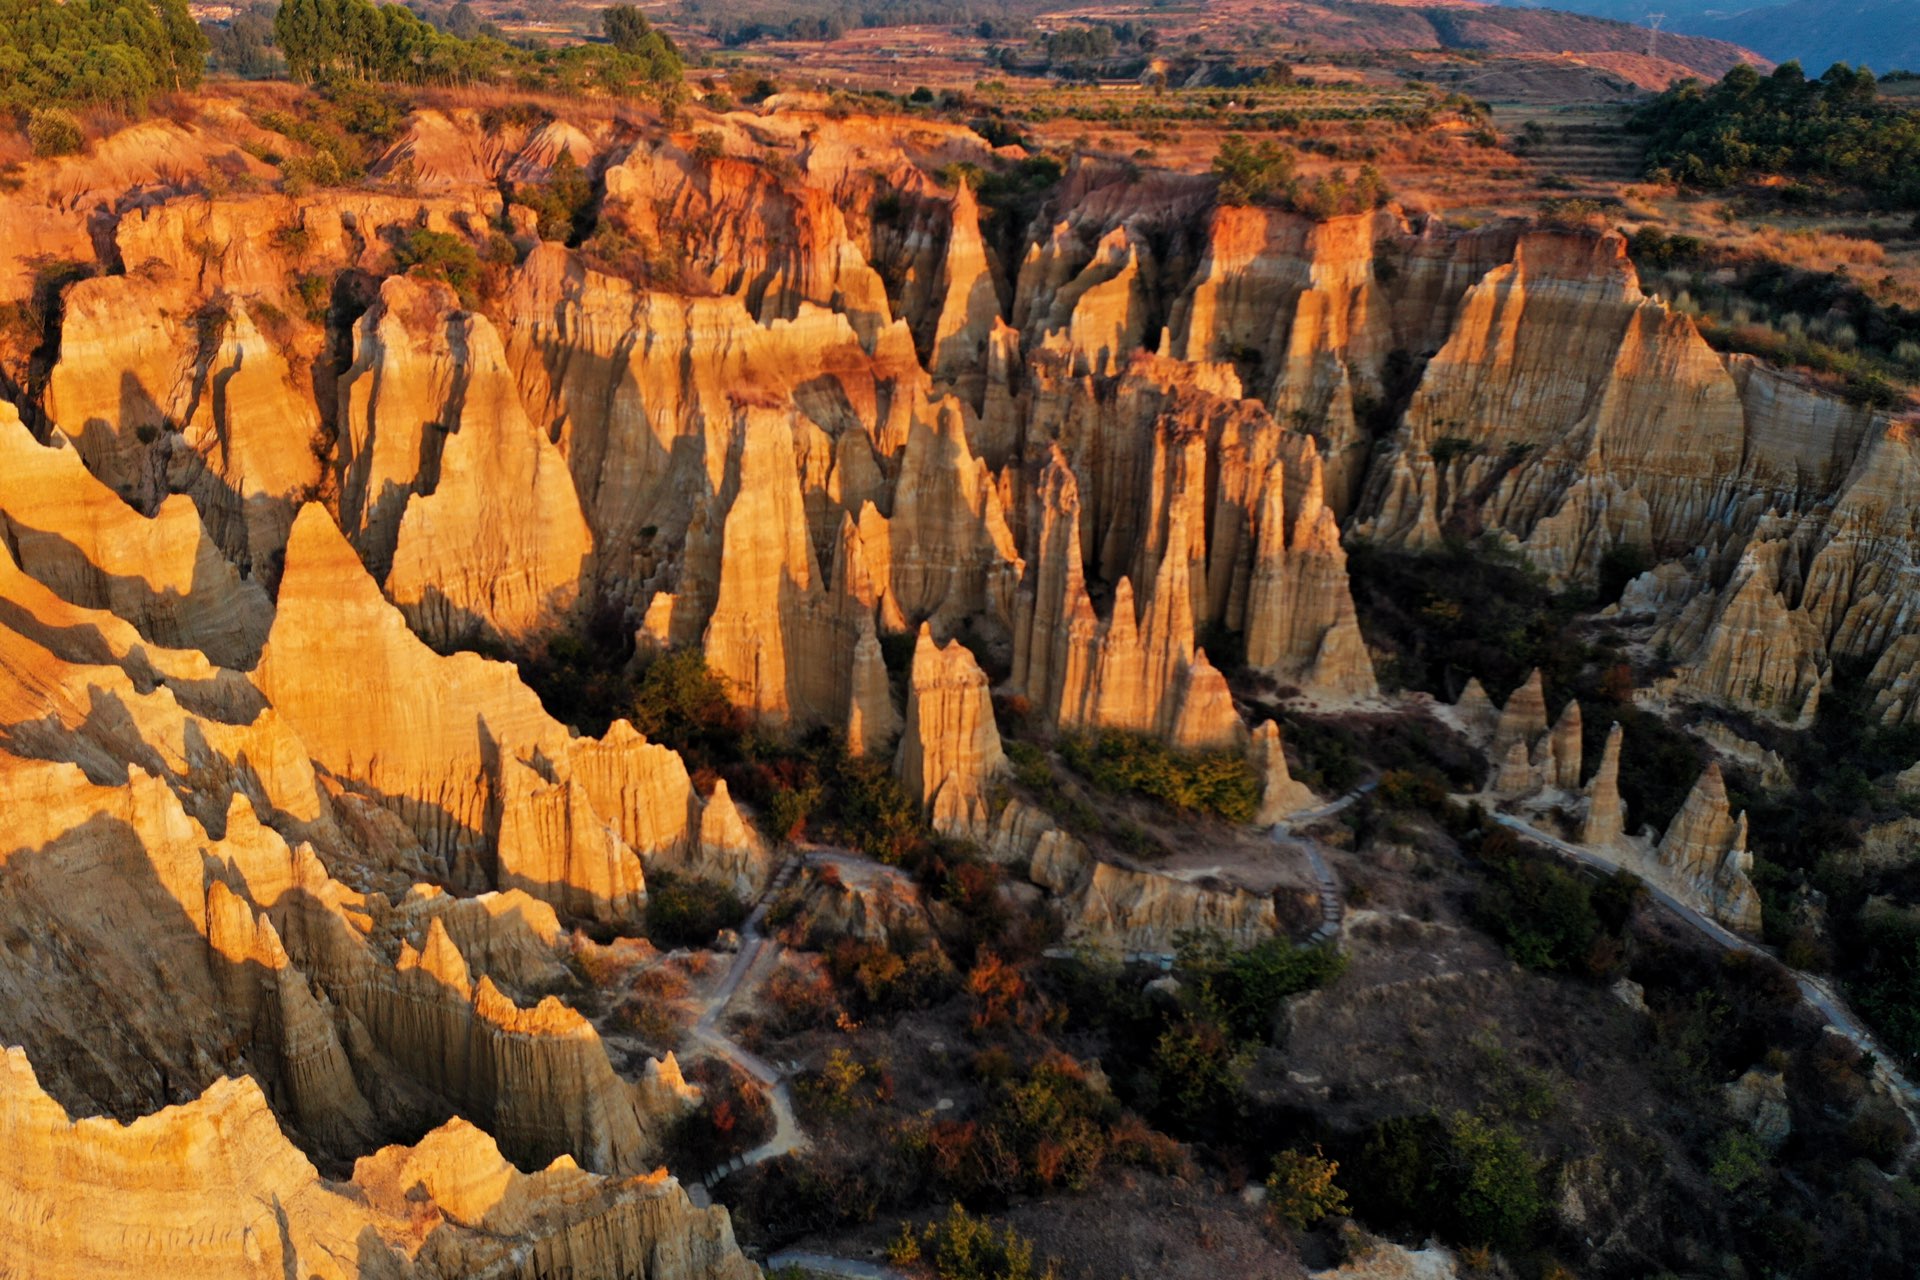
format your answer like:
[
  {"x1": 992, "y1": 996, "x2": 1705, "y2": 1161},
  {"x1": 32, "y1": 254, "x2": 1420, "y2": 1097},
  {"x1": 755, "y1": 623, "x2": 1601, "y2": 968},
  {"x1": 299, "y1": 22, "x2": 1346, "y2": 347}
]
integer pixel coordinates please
[
  {"x1": 1688, "y1": 1, "x2": 1920, "y2": 75},
  {"x1": 1202, "y1": 1, "x2": 1760, "y2": 77},
  {"x1": 1490, "y1": 0, "x2": 1920, "y2": 74}
]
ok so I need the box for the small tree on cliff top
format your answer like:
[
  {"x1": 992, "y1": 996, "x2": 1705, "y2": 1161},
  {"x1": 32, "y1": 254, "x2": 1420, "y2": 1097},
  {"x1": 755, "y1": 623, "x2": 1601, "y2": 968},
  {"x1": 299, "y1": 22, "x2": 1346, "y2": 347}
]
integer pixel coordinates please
[{"x1": 1212, "y1": 133, "x2": 1296, "y2": 206}]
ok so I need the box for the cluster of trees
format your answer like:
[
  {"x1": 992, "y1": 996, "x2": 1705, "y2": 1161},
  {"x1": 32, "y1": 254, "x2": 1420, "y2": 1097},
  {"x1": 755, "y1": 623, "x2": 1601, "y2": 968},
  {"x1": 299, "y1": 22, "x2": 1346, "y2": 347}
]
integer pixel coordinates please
[
  {"x1": 1472, "y1": 826, "x2": 1642, "y2": 978},
  {"x1": 1635, "y1": 61, "x2": 1920, "y2": 206},
  {"x1": 597, "y1": 4, "x2": 683, "y2": 85},
  {"x1": 1211, "y1": 133, "x2": 1389, "y2": 217},
  {"x1": 1041, "y1": 26, "x2": 1114, "y2": 61},
  {"x1": 206, "y1": 2, "x2": 282, "y2": 78},
  {"x1": 1343, "y1": 1111, "x2": 1545, "y2": 1252},
  {"x1": 888, "y1": 1203, "x2": 1055, "y2": 1280},
  {"x1": 1058, "y1": 730, "x2": 1260, "y2": 823},
  {"x1": 0, "y1": 0, "x2": 206, "y2": 118},
  {"x1": 273, "y1": 0, "x2": 482, "y2": 83},
  {"x1": 644, "y1": 871, "x2": 747, "y2": 948},
  {"x1": 267, "y1": 0, "x2": 681, "y2": 96},
  {"x1": 685, "y1": 0, "x2": 1056, "y2": 47}
]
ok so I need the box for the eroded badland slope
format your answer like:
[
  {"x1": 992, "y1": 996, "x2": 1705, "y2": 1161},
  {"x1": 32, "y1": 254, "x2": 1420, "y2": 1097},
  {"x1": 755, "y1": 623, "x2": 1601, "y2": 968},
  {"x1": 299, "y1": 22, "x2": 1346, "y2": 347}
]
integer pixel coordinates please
[{"x1": 2, "y1": 85, "x2": 1919, "y2": 1279}]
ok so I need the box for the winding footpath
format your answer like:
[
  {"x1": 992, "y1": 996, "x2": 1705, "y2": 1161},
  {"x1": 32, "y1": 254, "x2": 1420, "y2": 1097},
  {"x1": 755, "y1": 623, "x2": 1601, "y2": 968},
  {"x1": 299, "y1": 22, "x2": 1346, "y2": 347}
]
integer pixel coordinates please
[
  {"x1": 688, "y1": 857, "x2": 807, "y2": 1197},
  {"x1": 1271, "y1": 780, "x2": 1377, "y2": 943},
  {"x1": 1492, "y1": 811, "x2": 1920, "y2": 1165}
]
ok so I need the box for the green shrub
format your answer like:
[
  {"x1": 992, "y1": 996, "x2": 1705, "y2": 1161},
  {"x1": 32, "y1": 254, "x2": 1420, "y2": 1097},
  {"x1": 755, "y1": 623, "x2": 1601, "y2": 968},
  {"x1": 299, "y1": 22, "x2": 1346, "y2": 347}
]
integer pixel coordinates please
[
  {"x1": 511, "y1": 149, "x2": 595, "y2": 243},
  {"x1": 1346, "y1": 1110, "x2": 1543, "y2": 1253},
  {"x1": 629, "y1": 649, "x2": 748, "y2": 764},
  {"x1": 26, "y1": 107, "x2": 84, "y2": 158},
  {"x1": 1708, "y1": 1129, "x2": 1769, "y2": 1193},
  {"x1": 1212, "y1": 132, "x2": 1296, "y2": 205},
  {"x1": 891, "y1": 1203, "x2": 1056, "y2": 1280},
  {"x1": 1447, "y1": 1111, "x2": 1544, "y2": 1250},
  {"x1": 1267, "y1": 1146, "x2": 1350, "y2": 1229},
  {"x1": 826, "y1": 756, "x2": 925, "y2": 863},
  {"x1": 645, "y1": 871, "x2": 745, "y2": 948},
  {"x1": 1176, "y1": 931, "x2": 1347, "y2": 1042},
  {"x1": 1146, "y1": 1014, "x2": 1247, "y2": 1131},
  {"x1": 1059, "y1": 731, "x2": 1258, "y2": 823},
  {"x1": 1472, "y1": 829, "x2": 1636, "y2": 977},
  {"x1": 389, "y1": 227, "x2": 481, "y2": 306}
]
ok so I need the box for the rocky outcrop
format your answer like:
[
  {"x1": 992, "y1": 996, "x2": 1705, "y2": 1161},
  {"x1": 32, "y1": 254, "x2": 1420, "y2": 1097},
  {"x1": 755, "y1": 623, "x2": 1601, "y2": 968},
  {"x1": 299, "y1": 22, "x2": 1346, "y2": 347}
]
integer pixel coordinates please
[
  {"x1": 1006, "y1": 451, "x2": 1255, "y2": 744},
  {"x1": 600, "y1": 134, "x2": 895, "y2": 340},
  {"x1": 255, "y1": 504, "x2": 573, "y2": 879},
  {"x1": 1653, "y1": 534, "x2": 1823, "y2": 727},
  {"x1": 1168, "y1": 207, "x2": 1393, "y2": 515},
  {"x1": 1656, "y1": 763, "x2": 1761, "y2": 933},
  {"x1": 496, "y1": 757, "x2": 647, "y2": 927},
  {"x1": 1044, "y1": 857, "x2": 1280, "y2": 954},
  {"x1": 1245, "y1": 454, "x2": 1378, "y2": 700},
  {"x1": 255, "y1": 505, "x2": 759, "y2": 911},
  {"x1": 782, "y1": 855, "x2": 933, "y2": 947},
  {"x1": 1582, "y1": 722, "x2": 1627, "y2": 847},
  {"x1": 392, "y1": 885, "x2": 572, "y2": 994},
  {"x1": 15, "y1": 100, "x2": 1920, "y2": 1273},
  {"x1": 1549, "y1": 700, "x2": 1583, "y2": 791},
  {"x1": 1455, "y1": 670, "x2": 1580, "y2": 801},
  {"x1": 0, "y1": 404, "x2": 272, "y2": 668},
  {"x1": 0, "y1": 1046, "x2": 755, "y2": 1280},
  {"x1": 1357, "y1": 231, "x2": 1747, "y2": 576},
  {"x1": 1250, "y1": 719, "x2": 1318, "y2": 822},
  {"x1": 897, "y1": 624, "x2": 1006, "y2": 837},
  {"x1": 344, "y1": 276, "x2": 594, "y2": 649},
  {"x1": 699, "y1": 405, "x2": 839, "y2": 725}
]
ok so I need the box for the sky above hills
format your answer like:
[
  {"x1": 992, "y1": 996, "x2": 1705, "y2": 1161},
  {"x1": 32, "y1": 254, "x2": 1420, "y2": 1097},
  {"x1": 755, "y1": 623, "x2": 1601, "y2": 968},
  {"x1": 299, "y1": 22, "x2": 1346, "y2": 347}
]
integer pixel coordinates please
[{"x1": 1493, "y1": 0, "x2": 1920, "y2": 73}]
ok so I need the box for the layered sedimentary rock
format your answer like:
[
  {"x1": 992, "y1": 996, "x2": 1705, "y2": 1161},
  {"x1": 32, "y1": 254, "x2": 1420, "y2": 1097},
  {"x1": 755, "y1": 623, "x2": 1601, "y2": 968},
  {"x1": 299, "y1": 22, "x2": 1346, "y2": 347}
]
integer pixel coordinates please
[
  {"x1": 897, "y1": 625, "x2": 1006, "y2": 836},
  {"x1": 43, "y1": 189, "x2": 496, "y2": 577},
  {"x1": 0, "y1": 1047, "x2": 754, "y2": 1280},
  {"x1": 1454, "y1": 670, "x2": 1580, "y2": 801},
  {"x1": 11, "y1": 97, "x2": 1920, "y2": 1269},
  {"x1": 1357, "y1": 230, "x2": 1747, "y2": 572},
  {"x1": 1344, "y1": 226, "x2": 1920, "y2": 727},
  {"x1": 1652, "y1": 533, "x2": 1824, "y2": 727},
  {"x1": 1656, "y1": 763, "x2": 1762, "y2": 933},
  {"x1": 343, "y1": 276, "x2": 594, "y2": 648},
  {"x1": 0, "y1": 404, "x2": 272, "y2": 668},
  {"x1": 255, "y1": 505, "x2": 751, "y2": 912},
  {"x1": 0, "y1": 737, "x2": 692, "y2": 1188},
  {"x1": 1250, "y1": 719, "x2": 1318, "y2": 823},
  {"x1": 1041, "y1": 854, "x2": 1280, "y2": 954},
  {"x1": 1168, "y1": 207, "x2": 1391, "y2": 514},
  {"x1": 256, "y1": 504, "x2": 575, "y2": 878},
  {"x1": 1582, "y1": 723, "x2": 1627, "y2": 847},
  {"x1": 392, "y1": 885, "x2": 572, "y2": 994},
  {"x1": 1007, "y1": 449, "x2": 1267, "y2": 743},
  {"x1": 700, "y1": 406, "x2": 839, "y2": 725},
  {"x1": 1244, "y1": 455, "x2": 1378, "y2": 700},
  {"x1": 1549, "y1": 701, "x2": 1583, "y2": 791},
  {"x1": 496, "y1": 758, "x2": 646, "y2": 926},
  {"x1": 600, "y1": 132, "x2": 896, "y2": 339}
]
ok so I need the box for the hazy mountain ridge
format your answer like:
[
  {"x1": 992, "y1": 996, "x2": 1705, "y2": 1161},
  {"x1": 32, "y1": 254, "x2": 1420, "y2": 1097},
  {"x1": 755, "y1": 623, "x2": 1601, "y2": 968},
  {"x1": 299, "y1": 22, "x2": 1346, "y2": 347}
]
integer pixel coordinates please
[{"x1": 1495, "y1": 0, "x2": 1920, "y2": 73}]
